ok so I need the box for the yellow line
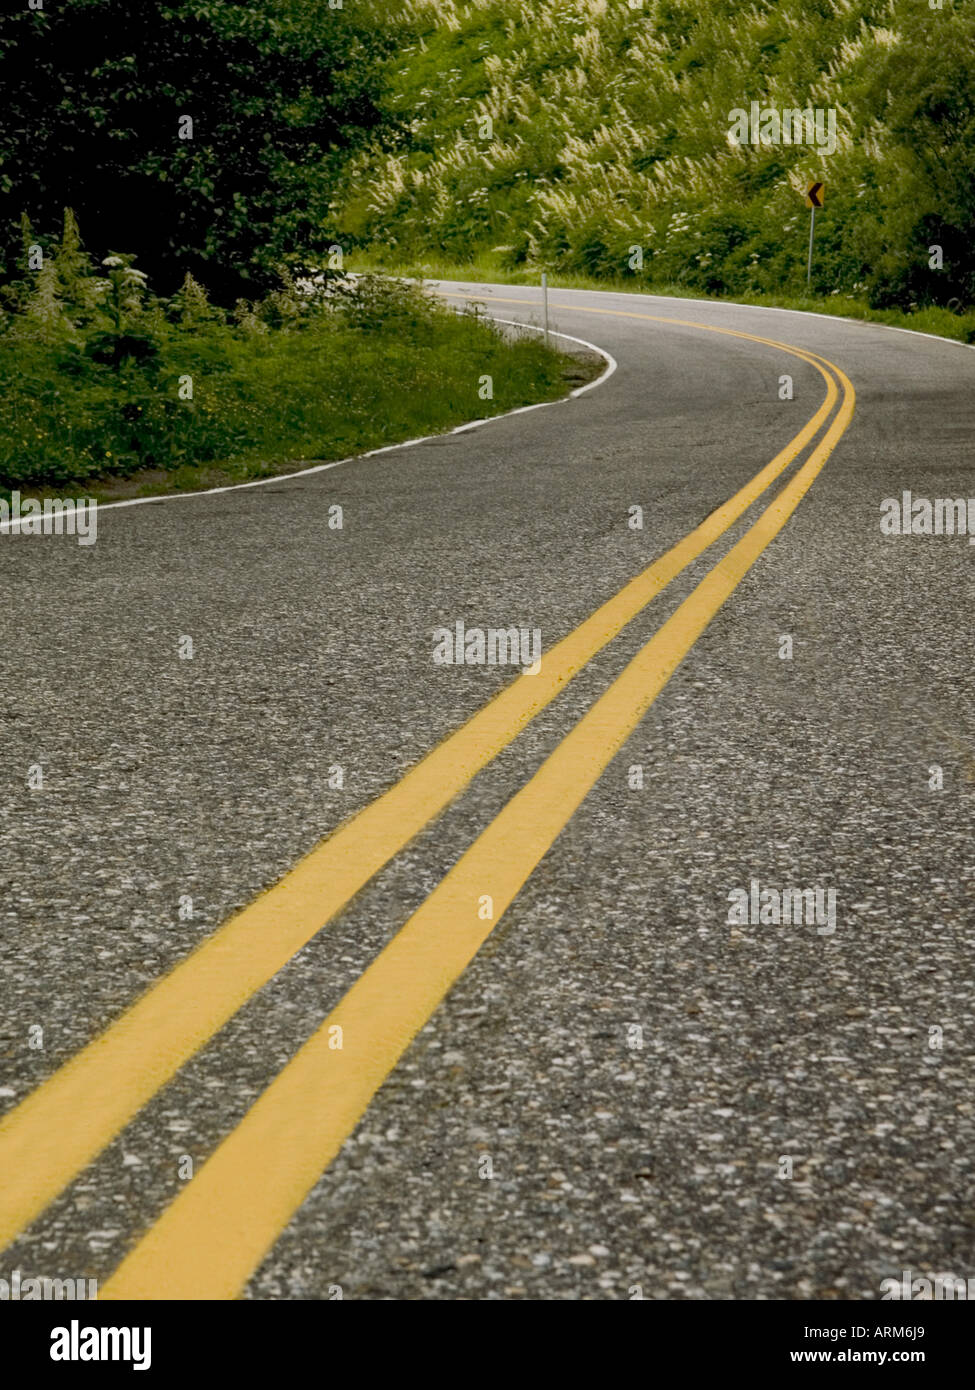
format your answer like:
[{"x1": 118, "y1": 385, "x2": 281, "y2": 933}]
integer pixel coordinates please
[
  {"x1": 0, "y1": 312, "x2": 839, "y2": 1256},
  {"x1": 438, "y1": 289, "x2": 842, "y2": 375},
  {"x1": 101, "y1": 359, "x2": 855, "y2": 1300}
]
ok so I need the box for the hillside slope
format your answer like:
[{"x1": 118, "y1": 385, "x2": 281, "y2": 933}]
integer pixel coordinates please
[{"x1": 343, "y1": 0, "x2": 975, "y2": 309}]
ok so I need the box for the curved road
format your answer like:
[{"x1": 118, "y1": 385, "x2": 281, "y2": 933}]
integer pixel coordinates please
[{"x1": 0, "y1": 283, "x2": 972, "y2": 1300}]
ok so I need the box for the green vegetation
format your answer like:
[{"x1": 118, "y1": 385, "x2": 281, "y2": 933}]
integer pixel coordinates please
[
  {"x1": 0, "y1": 215, "x2": 580, "y2": 496},
  {"x1": 3, "y1": 0, "x2": 970, "y2": 497},
  {"x1": 355, "y1": 250, "x2": 975, "y2": 346},
  {"x1": 0, "y1": 0, "x2": 398, "y2": 300},
  {"x1": 344, "y1": 0, "x2": 975, "y2": 313}
]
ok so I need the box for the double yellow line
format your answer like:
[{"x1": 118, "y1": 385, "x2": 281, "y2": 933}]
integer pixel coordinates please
[{"x1": 0, "y1": 304, "x2": 854, "y2": 1298}]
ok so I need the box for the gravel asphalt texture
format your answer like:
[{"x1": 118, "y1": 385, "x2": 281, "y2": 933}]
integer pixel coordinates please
[{"x1": 1, "y1": 283, "x2": 972, "y2": 1300}]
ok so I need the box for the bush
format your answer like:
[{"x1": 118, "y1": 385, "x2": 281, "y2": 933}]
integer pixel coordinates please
[
  {"x1": 0, "y1": 0, "x2": 398, "y2": 301},
  {"x1": 0, "y1": 214, "x2": 572, "y2": 491},
  {"x1": 343, "y1": 0, "x2": 975, "y2": 310}
]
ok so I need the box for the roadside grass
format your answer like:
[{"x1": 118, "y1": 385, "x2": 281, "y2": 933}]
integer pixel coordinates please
[
  {"x1": 348, "y1": 2, "x2": 975, "y2": 320},
  {"x1": 353, "y1": 251, "x2": 975, "y2": 348},
  {"x1": 1, "y1": 277, "x2": 593, "y2": 503}
]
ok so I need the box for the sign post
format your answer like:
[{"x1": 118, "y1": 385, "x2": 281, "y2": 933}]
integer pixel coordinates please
[
  {"x1": 805, "y1": 182, "x2": 824, "y2": 287},
  {"x1": 541, "y1": 272, "x2": 549, "y2": 346}
]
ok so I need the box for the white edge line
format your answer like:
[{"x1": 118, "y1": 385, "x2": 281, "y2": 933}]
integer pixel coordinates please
[
  {"x1": 0, "y1": 319, "x2": 617, "y2": 533},
  {"x1": 442, "y1": 280, "x2": 975, "y2": 355}
]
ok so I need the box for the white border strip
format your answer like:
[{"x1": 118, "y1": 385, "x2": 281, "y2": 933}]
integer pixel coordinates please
[
  {"x1": 0, "y1": 319, "x2": 616, "y2": 532},
  {"x1": 450, "y1": 281, "x2": 975, "y2": 355}
]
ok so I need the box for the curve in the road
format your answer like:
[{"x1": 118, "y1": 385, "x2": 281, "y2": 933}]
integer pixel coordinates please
[
  {"x1": 97, "y1": 327, "x2": 855, "y2": 1299},
  {"x1": 2, "y1": 316, "x2": 857, "y2": 1301},
  {"x1": 0, "y1": 313, "x2": 851, "y2": 1270},
  {"x1": 0, "y1": 323, "x2": 617, "y2": 534}
]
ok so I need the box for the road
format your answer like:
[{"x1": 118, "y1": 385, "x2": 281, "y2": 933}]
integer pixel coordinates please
[{"x1": 0, "y1": 282, "x2": 973, "y2": 1300}]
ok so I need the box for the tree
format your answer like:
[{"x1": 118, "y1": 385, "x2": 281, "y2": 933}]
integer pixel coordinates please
[
  {"x1": 0, "y1": 0, "x2": 396, "y2": 301},
  {"x1": 841, "y1": 7, "x2": 975, "y2": 309}
]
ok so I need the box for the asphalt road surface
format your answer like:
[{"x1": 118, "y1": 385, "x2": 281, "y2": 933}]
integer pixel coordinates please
[{"x1": 1, "y1": 283, "x2": 973, "y2": 1301}]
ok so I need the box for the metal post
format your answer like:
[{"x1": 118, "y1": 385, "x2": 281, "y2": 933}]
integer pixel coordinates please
[
  {"x1": 806, "y1": 206, "x2": 816, "y2": 288},
  {"x1": 542, "y1": 272, "x2": 549, "y2": 346}
]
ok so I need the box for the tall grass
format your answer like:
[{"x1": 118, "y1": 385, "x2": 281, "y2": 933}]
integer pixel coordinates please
[
  {"x1": 0, "y1": 217, "x2": 578, "y2": 494},
  {"x1": 345, "y1": 0, "x2": 975, "y2": 312}
]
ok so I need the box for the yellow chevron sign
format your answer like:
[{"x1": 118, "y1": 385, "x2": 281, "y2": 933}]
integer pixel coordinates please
[{"x1": 806, "y1": 181, "x2": 825, "y2": 209}]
